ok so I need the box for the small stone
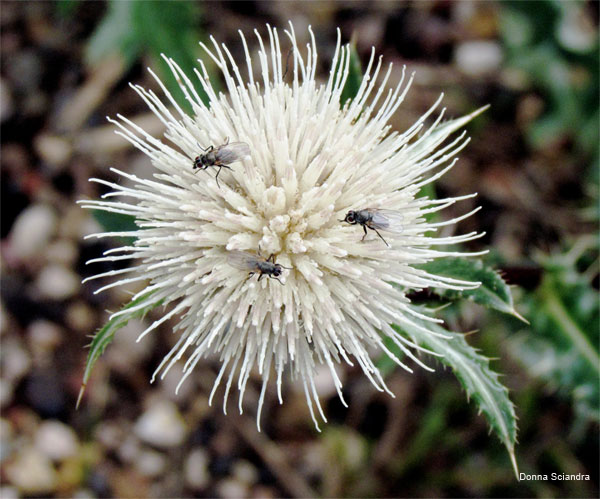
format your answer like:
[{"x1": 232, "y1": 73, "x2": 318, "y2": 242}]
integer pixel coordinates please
[
  {"x1": 184, "y1": 448, "x2": 209, "y2": 490},
  {"x1": 34, "y1": 420, "x2": 79, "y2": 461},
  {"x1": 0, "y1": 418, "x2": 14, "y2": 461},
  {"x1": 0, "y1": 486, "x2": 19, "y2": 499},
  {"x1": 134, "y1": 400, "x2": 187, "y2": 448},
  {"x1": 117, "y1": 434, "x2": 141, "y2": 463},
  {"x1": 35, "y1": 134, "x2": 73, "y2": 169},
  {"x1": 35, "y1": 264, "x2": 80, "y2": 300},
  {"x1": 94, "y1": 422, "x2": 121, "y2": 449},
  {"x1": 8, "y1": 204, "x2": 57, "y2": 259},
  {"x1": 557, "y1": 5, "x2": 597, "y2": 52},
  {"x1": 454, "y1": 40, "x2": 502, "y2": 76},
  {"x1": 232, "y1": 459, "x2": 258, "y2": 485},
  {"x1": 216, "y1": 478, "x2": 248, "y2": 499},
  {"x1": 4, "y1": 446, "x2": 58, "y2": 494},
  {"x1": 110, "y1": 319, "x2": 154, "y2": 371},
  {"x1": 27, "y1": 320, "x2": 63, "y2": 359},
  {"x1": 1, "y1": 337, "x2": 31, "y2": 383},
  {"x1": 313, "y1": 364, "x2": 341, "y2": 399},
  {"x1": 135, "y1": 449, "x2": 167, "y2": 477},
  {"x1": 45, "y1": 240, "x2": 78, "y2": 266},
  {"x1": 65, "y1": 301, "x2": 96, "y2": 333}
]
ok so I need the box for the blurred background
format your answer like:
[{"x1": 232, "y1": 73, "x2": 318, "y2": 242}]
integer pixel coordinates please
[{"x1": 1, "y1": 1, "x2": 598, "y2": 497}]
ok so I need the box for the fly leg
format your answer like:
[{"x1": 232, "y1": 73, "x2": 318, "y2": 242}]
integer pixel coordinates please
[
  {"x1": 214, "y1": 165, "x2": 233, "y2": 189},
  {"x1": 361, "y1": 225, "x2": 368, "y2": 242},
  {"x1": 372, "y1": 228, "x2": 389, "y2": 247}
]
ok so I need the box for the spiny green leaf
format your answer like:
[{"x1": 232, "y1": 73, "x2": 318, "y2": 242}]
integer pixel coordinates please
[
  {"x1": 391, "y1": 316, "x2": 519, "y2": 477},
  {"x1": 417, "y1": 258, "x2": 526, "y2": 321},
  {"x1": 85, "y1": 0, "x2": 142, "y2": 67},
  {"x1": 131, "y1": 1, "x2": 210, "y2": 112},
  {"x1": 92, "y1": 209, "x2": 137, "y2": 244},
  {"x1": 77, "y1": 292, "x2": 163, "y2": 408},
  {"x1": 92, "y1": 209, "x2": 137, "y2": 233},
  {"x1": 339, "y1": 42, "x2": 362, "y2": 107}
]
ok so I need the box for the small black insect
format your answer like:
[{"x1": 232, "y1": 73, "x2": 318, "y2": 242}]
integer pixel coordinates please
[
  {"x1": 193, "y1": 139, "x2": 250, "y2": 188},
  {"x1": 340, "y1": 208, "x2": 403, "y2": 247},
  {"x1": 228, "y1": 250, "x2": 292, "y2": 285}
]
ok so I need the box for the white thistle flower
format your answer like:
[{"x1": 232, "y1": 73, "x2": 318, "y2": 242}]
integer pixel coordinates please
[{"x1": 82, "y1": 24, "x2": 487, "y2": 430}]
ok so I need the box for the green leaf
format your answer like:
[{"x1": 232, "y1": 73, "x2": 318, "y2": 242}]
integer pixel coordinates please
[
  {"x1": 391, "y1": 316, "x2": 519, "y2": 476},
  {"x1": 417, "y1": 258, "x2": 526, "y2": 321},
  {"x1": 92, "y1": 209, "x2": 137, "y2": 244},
  {"x1": 85, "y1": 0, "x2": 142, "y2": 67},
  {"x1": 77, "y1": 292, "x2": 163, "y2": 408},
  {"x1": 339, "y1": 42, "x2": 362, "y2": 107},
  {"x1": 56, "y1": 0, "x2": 79, "y2": 19},
  {"x1": 131, "y1": 1, "x2": 210, "y2": 112},
  {"x1": 377, "y1": 335, "x2": 403, "y2": 378}
]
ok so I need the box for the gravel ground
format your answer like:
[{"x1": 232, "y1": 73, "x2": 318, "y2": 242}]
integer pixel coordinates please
[{"x1": 1, "y1": 2, "x2": 598, "y2": 498}]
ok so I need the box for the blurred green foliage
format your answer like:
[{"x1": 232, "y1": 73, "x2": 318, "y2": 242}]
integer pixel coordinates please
[
  {"x1": 498, "y1": 0, "x2": 599, "y2": 431},
  {"x1": 70, "y1": 0, "x2": 212, "y2": 112},
  {"x1": 509, "y1": 242, "x2": 600, "y2": 428},
  {"x1": 500, "y1": 0, "x2": 599, "y2": 172}
]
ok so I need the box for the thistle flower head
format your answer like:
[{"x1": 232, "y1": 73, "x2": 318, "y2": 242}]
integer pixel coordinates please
[{"x1": 82, "y1": 24, "x2": 486, "y2": 429}]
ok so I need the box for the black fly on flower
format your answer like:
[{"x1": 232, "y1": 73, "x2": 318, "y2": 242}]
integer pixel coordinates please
[
  {"x1": 341, "y1": 208, "x2": 404, "y2": 246},
  {"x1": 193, "y1": 139, "x2": 250, "y2": 188},
  {"x1": 228, "y1": 250, "x2": 291, "y2": 285}
]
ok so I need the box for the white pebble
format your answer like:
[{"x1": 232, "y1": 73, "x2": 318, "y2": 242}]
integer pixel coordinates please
[
  {"x1": 217, "y1": 478, "x2": 248, "y2": 499},
  {"x1": 4, "y1": 446, "x2": 57, "y2": 494},
  {"x1": 0, "y1": 486, "x2": 19, "y2": 499},
  {"x1": 136, "y1": 449, "x2": 167, "y2": 477},
  {"x1": 313, "y1": 364, "x2": 342, "y2": 399},
  {"x1": 45, "y1": 240, "x2": 78, "y2": 266},
  {"x1": 9, "y1": 204, "x2": 57, "y2": 259},
  {"x1": 2, "y1": 337, "x2": 31, "y2": 383},
  {"x1": 34, "y1": 420, "x2": 79, "y2": 461},
  {"x1": 232, "y1": 460, "x2": 259, "y2": 485},
  {"x1": 0, "y1": 418, "x2": 14, "y2": 461},
  {"x1": 184, "y1": 448, "x2": 209, "y2": 490},
  {"x1": 455, "y1": 40, "x2": 503, "y2": 76},
  {"x1": 27, "y1": 320, "x2": 63, "y2": 358},
  {"x1": 35, "y1": 265, "x2": 79, "y2": 300},
  {"x1": 134, "y1": 400, "x2": 187, "y2": 448}
]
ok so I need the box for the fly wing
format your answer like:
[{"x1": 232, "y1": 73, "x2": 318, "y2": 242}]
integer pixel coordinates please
[
  {"x1": 215, "y1": 142, "x2": 250, "y2": 164},
  {"x1": 227, "y1": 250, "x2": 259, "y2": 271},
  {"x1": 368, "y1": 208, "x2": 404, "y2": 234}
]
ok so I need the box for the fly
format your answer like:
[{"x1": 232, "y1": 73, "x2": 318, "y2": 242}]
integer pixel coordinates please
[
  {"x1": 193, "y1": 139, "x2": 250, "y2": 188},
  {"x1": 227, "y1": 249, "x2": 292, "y2": 285},
  {"x1": 340, "y1": 208, "x2": 403, "y2": 247}
]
